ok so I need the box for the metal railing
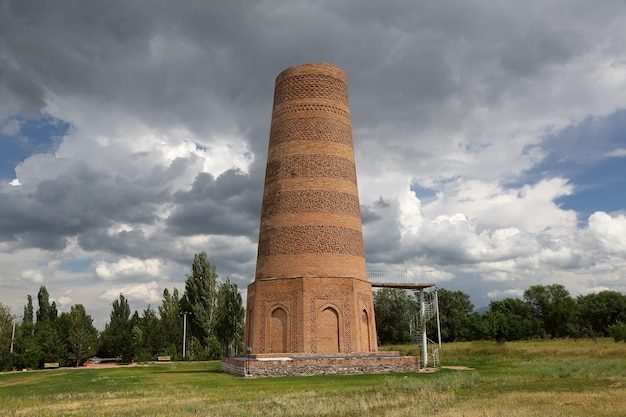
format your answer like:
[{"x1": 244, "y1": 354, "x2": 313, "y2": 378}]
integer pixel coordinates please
[{"x1": 366, "y1": 268, "x2": 433, "y2": 284}]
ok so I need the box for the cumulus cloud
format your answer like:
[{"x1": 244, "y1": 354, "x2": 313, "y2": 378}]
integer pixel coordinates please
[
  {"x1": 99, "y1": 281, "x2": 162, "y2": 305},
  {"x1": 587, "y1": 211, "x2": 626, "y2": 255},
  {"x1": 19, "y1": 269, "x2": 43, "y2": 285},
  {"x1": 94, "y1": 257, "x2": 163, "y2": 281}
]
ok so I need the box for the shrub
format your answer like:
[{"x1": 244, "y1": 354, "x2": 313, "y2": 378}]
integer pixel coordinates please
[{"x1": 607, "y1": 321, "x2": 626, "y2": 342}]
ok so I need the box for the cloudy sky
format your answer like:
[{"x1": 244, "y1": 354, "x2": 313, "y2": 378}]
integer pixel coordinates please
[{"x1": 1, "y1": 0, "x2": 625, "y2": 328}]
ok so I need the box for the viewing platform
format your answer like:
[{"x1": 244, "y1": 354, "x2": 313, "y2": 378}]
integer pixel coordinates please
[{"x1": 367, "y1": 268, "x2": 435, "y2": 290}]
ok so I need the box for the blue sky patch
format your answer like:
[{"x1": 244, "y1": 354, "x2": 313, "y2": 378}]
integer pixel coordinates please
[
  {"x1": 0, "y1": 115, "x2": 70, "y2": 180},
  {"x1": 410, "y1": 181, "x2": 438, "y2": 204},
  {"x1": 520, "y1": 109, "x2": 626, "y2": 219}
]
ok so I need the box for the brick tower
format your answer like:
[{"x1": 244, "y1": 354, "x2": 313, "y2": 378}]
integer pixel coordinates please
[{"x1": 245, "y1": 63, "x2": 378, "y2": 354}]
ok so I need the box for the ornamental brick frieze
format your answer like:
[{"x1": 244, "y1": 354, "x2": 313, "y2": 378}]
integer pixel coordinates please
[
  {"x1": 262, "y1": 190, "x2": 361, "y2": 217},
  {"x1": 272, "y1": 103, "x2": 350, "y2": 122},
  {"x1": 269, "y1": 117, "x2": 352, "y2": 147},
  {"x1": 273, "y1": 74, "x2": 349, "y2": 107},
  {"x1": 264, "y1": 154, "x2": 357, "y2": 185},
  {"x1": 257, "y1": 226, "x2": 364, "y2": 257}
]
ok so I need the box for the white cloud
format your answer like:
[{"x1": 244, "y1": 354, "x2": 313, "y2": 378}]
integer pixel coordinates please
[
  {"x1": 587, "y1": 211, "x2": 626, "y2": 255},
  {"x1": 95, "y1": 257, "x2": 163, "y2": 281},
  {"x1": 54, "y1": 294, "x2": 73, "y2": 309},
  {"x1": 486, "y1": 288, "x2": 524, "y2": 300},
  {"x1": 99, "y1": 281, "x2": 162, "y2": 305},
  {"x1": 19, "y1": 269, "x2": 43, "y2": 284},
  {"x1": 606, "y1": 148, "x2": 626, "y2": 158}
]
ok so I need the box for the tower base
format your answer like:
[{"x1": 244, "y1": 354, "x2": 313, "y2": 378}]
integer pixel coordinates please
[
  {"x1": 221, "y1": 352, "x2": 419, "y2": 377},
  {"x1": 245, "y1": 276, "x2": 377, "y2": 355}
]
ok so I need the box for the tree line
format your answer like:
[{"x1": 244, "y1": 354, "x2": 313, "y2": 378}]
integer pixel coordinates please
[
  {"x1": 4, "y1": 268, "x2": 625, "y2": 370},
  {"x1": 0, "y1": 252, "x2": 244, "y2": 371},
  {"x1": 374, "y1": 284, "x2": 626, "y2": 345}
]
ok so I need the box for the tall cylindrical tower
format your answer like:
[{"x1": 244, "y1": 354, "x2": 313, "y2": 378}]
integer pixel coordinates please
[
  {"x1": 256, "y1": 63, "x2": 366, "y2": 280},
  {"x1": 245, "y1": 63, "x2": 377, "y2": 355}
]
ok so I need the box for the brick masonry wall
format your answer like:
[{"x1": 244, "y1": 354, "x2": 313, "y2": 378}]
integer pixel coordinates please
[
  {"x1": 222, "y1": 355, "x2": 420, "y2": 377},
  {"x1": 256, "y1": 62, "x2": 364, "y2": 280}
]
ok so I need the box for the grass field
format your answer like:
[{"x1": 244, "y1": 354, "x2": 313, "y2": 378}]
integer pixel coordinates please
[{"x1": 1, "y1": 338, "x2": 625, "y2": 416}]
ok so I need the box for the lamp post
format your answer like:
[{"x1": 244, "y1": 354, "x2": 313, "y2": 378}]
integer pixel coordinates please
[
  {"x1": 10, "y1": 315, "x2": 21, "y2": 354},
  {"x1": 182, "y1": 312, "x2": 187, "y2": 359},
  {"x1": 180, "y1": 311, "x2": 193, "y2": 359},
  {"x1": 246, "y1": 346, "x2": 252, "y2": 376}
]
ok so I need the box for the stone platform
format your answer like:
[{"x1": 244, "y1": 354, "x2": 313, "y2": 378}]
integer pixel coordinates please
[{"x1": 221, "y1": 351, "x2": 420, "y2": 377}]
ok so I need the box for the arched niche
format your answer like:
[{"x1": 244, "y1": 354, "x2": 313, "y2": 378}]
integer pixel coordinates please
[
  {"x1": 319, "y1": 307, "x2": 340, "y2": 353},
  {"x1": 270, "y1": 307, "x2": 288, "y2": 353}
]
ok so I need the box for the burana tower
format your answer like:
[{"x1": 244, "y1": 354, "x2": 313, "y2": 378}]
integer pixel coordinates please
[{"x1": 244, "y1": 62, "x2": 378, "y2": 354}]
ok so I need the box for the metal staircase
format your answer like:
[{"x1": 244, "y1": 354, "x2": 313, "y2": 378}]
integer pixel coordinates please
[{"x1": 410, "y1": 289, "x2": 441, "y2": 368}]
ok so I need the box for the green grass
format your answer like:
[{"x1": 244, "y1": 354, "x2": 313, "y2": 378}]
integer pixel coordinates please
[{"x1": 1, "y1": 338, "x2": 625, "y2": 416}]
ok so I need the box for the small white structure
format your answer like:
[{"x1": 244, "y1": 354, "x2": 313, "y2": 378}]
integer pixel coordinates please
[{"x1": 367, "y1": 268, "x2": 441, "y2": 367}]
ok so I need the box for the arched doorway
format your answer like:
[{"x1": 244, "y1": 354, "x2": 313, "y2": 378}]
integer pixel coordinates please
[
  {"x1": 319, "y1": 307, "x2": 340, "y2": 353},
  {"x1": 270, "y1": 307, "x2": 288, "y2": 353}
]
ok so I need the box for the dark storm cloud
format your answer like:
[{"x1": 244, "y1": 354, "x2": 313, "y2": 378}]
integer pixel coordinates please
[
  {"x1": 362, "y1": 197, "x2": 404, "y2": 263},
  {"x1": 0, "y1": 158, "x2": 173, "y2": 250},
  {"x1": 167, "y1": 168, "x2": 262, "y2": 238}
]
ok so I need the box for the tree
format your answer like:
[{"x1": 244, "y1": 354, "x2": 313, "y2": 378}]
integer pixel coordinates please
[
  {"x1": 0, "y1": 303, "x2": 13, "y2": 371},
  {"x1": 577, "y1": 291, "x2": 626, "y2": 337},
  {"x1": 524, "y1": 284, "x2": 577, "y2": 338},
  {"x1": 133, "y1": 306, "x2": 161, "y2": 361},
  {"x1": 23, "y1": 295, "x2": 34, "y2": 324},
  {"x1": 66, "y1": 304, "x2": 98, "y2": 366},
  {"x1": 36, "y1": 286, "x2": 56, "y2": 323},
  {"x1": 373, "y1": 288, "x2": 419, "y2": 345},
  {"x1": 34, "y1": 286, "x2": 65, "y2": 367},
  {"x1": 99, "y1": 294, "x2": 134, "y2": 362},
  {"x1": 214, "y1": 279, "x2": 245, "y2": 357},
  {"x1": 432, "y1": 288, "x2": 474, "y2": 342},
  {"x1": 487, "y1": 297, "x2": 543, "y2": 340},
  {"x1": 14, "y1": 294, "x2": 39, "y2": 369},
  {"x1": 183, "y1": 252, "x2": 219, "y2": 347},
  {"x1": 158, "y1": 288, "x2": 183, "y2": 358}
]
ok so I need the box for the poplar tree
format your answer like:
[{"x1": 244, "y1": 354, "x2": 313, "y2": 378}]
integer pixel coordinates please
[
  {"x1": 158, "y1": 288, "x2": 183, "y2": 357},
  {"x1": 183, "y1": 252, "x2": 219, "y2": 348},
  {"x1": 99, "y1": 294, "x2": 134, "y2": 362},
  {"x1": 0, "y1": 303, "x2": 12, "y2": 370},
  {"x1": 214, "y1": 278, "x2": 245, "y2": 357}
]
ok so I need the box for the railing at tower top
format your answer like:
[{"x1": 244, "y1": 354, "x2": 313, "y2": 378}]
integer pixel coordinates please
[{"x1": 366, "y1": 268, "x2": 435, "y2": 290}]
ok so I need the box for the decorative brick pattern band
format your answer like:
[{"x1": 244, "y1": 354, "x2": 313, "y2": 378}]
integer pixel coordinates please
[
  {"x1": 264, "y1": 154, "x2": 357, "y2": 184},
  {"x1": 273, "y1": 74, "x2": 349, "y2": 107},
  {"x1": 269, "y1": 117, "x2": 352, "y2": 147},
  {"x1": 258, "y1": 226, "x2": 365, "y2": 257},
  {"x1": 272, "y1": 103, "x2": 350, "y2": 121},
  {"x1": 263, "y1": 190, "x2": 360, "y2": 217}
]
